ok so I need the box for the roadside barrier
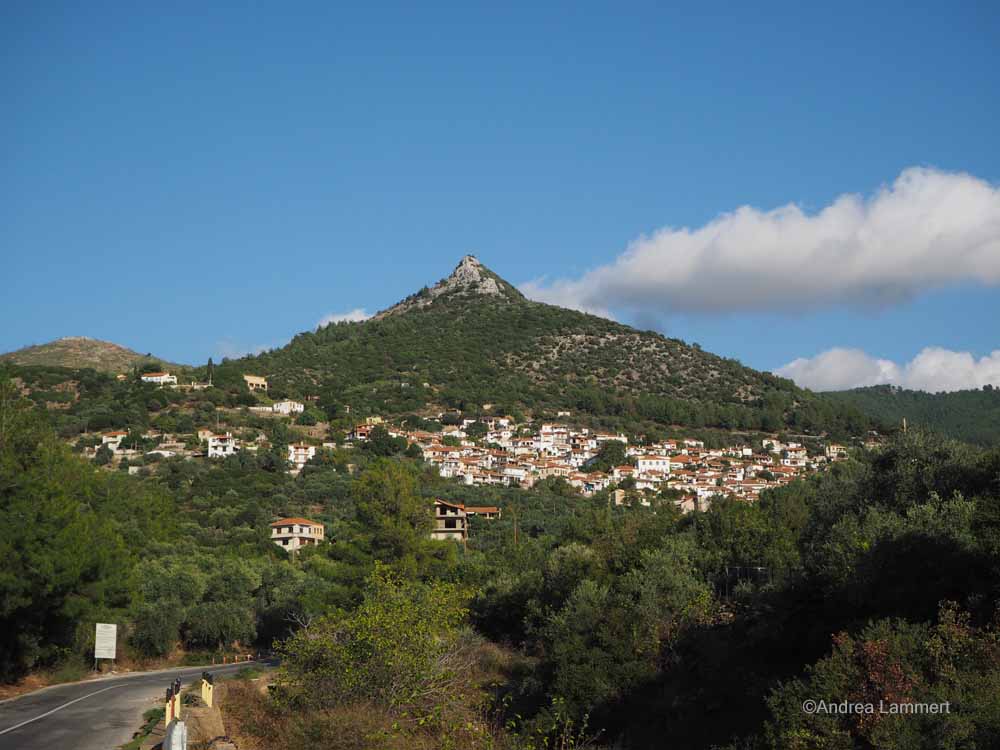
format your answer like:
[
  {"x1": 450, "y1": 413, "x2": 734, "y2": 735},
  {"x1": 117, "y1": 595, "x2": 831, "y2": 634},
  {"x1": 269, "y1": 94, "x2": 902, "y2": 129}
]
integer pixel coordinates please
[
  {"x1": 201, "y1": 671, "x2": 214, "y2": 708},
  {"x1": 165, "y1": 678, "x2": 182, "y2": 723},
  {"x1": 164, "y1": 718, "x2": 187, "y2": 750},
  {"x1": 164, "y1": 677, "x2": 187, "y2": 749}
]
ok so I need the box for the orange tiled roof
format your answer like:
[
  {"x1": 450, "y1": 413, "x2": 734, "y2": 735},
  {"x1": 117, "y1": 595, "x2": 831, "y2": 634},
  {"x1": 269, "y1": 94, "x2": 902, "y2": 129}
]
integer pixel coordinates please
[{"x1": 270, "y1": 517, "x2": 323, "y2": 527}]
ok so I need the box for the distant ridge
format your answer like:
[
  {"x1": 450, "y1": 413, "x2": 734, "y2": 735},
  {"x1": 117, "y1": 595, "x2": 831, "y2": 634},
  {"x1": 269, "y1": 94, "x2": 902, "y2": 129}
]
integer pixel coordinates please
[{"x1": 0, "y1": 336, "x2": 179, "y2": 373}]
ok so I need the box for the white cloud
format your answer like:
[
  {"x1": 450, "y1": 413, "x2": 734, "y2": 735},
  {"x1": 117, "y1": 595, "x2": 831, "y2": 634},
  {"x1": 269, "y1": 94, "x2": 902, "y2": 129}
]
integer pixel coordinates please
[
  {"x1": 317, "y1": 308, "x2": 371, "y2": 328},
  {"x1": 776, "y1": 347, "x2": 1000, "y2": 392},
  {"x1": 521, "y1": 167, "x2": 1000, "y2": 315}
]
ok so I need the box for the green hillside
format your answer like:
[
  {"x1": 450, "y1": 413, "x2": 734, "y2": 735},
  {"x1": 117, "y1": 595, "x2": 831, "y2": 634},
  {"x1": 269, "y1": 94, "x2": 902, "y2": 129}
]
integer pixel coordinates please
[
  {"x1": 208, "y1": 257, "x2": 870, "y2": 436},
  {"x1": 826, "y1": 384, "x2": 1000, "y2": 445}
]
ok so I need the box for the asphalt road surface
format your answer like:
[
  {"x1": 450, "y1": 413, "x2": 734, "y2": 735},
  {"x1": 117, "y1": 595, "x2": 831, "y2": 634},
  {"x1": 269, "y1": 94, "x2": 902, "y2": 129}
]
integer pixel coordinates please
[{"x1": 0, "y1": 660, "x2": 270, "y2": 750}]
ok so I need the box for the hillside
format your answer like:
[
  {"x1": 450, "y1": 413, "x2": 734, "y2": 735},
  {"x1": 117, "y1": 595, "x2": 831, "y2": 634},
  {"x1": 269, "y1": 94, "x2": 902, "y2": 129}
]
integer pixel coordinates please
[
  {"x1": 0, "y1": 336, "x2": 177, "y2": 373},
  {"x1": 825, "y1": 384, "x2": 1000, "y2": 445},
  {"x1": 211, "y1": 256, "x2": 870, "y2": 435}
]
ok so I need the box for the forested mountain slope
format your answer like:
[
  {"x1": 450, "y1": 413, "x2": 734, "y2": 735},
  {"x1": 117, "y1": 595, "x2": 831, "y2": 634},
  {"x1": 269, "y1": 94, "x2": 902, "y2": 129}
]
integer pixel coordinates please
[
  {"x1": 826, "y1": 384, "x2": 1000, "y2": 445},
  {"x1": 212, "y1": 257, "x2": 870, "y2": 435}
]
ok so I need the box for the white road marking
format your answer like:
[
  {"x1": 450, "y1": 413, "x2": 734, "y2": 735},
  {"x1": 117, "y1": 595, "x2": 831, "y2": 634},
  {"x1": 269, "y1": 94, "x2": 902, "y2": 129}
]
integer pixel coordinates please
[{"x1": 0, "y1": 684, "x2": 123, "y2": 736}]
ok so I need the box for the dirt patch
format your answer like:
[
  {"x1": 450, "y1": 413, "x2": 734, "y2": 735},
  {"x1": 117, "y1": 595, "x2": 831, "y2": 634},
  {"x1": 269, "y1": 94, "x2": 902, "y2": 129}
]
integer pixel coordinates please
[{"x1": 0, "y1": 673, "x2": 49, "y2": 702}]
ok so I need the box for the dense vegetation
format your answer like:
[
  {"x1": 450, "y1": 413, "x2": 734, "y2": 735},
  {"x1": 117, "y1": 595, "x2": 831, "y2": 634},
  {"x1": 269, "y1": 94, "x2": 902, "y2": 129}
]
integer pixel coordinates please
[
  {"x1": 827, "y1": 384, "x2": 1000, "y2": 446},
  {"x1": 452, "y1": 431, "x2": 1000, "y2": 748},
  {"x1": 4, "y1": 365, "x2": 1000, "y2": 747}
]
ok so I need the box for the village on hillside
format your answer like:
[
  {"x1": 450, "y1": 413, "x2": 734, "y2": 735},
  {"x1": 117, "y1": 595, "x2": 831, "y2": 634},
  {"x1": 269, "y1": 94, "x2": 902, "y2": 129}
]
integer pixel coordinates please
[{"x1": 77, "y1": 371, "x2": 867, "y2": 524}]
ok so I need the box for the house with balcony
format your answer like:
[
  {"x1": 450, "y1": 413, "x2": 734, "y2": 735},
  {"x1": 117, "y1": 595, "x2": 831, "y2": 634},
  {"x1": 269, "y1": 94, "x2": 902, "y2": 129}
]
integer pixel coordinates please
[
  {"x1": 243, "y1": 374, "x2": 268, "y2": 392},
  {"x1": 207, "y1": 432, "x2": 240, "y2": 458},
  {"x1": 287, "y1": 443, "x2": 317, "y2": 472}
]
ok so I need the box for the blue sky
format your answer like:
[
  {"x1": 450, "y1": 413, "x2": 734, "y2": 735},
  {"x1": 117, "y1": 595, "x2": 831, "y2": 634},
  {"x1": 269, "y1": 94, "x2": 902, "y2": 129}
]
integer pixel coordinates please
[{"x1": 3, "y1": 1, "x2": 999, "y2": 390}]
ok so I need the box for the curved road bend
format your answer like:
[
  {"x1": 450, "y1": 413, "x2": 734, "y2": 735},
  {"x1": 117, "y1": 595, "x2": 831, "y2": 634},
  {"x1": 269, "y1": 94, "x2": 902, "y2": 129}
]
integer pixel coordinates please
[{"x1": 0, "y1": 660, "x2": 272, "y2": 750}]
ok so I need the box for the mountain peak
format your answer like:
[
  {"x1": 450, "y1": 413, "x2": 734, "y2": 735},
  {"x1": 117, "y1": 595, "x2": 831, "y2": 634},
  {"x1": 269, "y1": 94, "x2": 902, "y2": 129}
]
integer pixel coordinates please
[
  {"x1": 373, "y1": 256, "x2": 525, "y2": 320},
  {"x1": 442, "y1": 255, "x2": 505, "y2": 296}
]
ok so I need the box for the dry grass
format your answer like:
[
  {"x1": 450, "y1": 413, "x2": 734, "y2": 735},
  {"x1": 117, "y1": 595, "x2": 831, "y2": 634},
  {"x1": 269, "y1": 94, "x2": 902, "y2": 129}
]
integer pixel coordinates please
[{"x1": 220, "y1": 634, "x2": 530, "y2": 750}]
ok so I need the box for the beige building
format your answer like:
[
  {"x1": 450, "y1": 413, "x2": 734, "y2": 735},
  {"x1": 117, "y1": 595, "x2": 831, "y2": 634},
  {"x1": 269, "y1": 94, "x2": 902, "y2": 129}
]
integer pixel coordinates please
[
  {"x1": 432, "y1": 499, "x2": 468, "y2": 542},
  {"x1": 243, "y1": 374, "x2": 268, "y2": 392},
  {"x1": 270, "y1": 517, "x2": 325, "y2": 552}
]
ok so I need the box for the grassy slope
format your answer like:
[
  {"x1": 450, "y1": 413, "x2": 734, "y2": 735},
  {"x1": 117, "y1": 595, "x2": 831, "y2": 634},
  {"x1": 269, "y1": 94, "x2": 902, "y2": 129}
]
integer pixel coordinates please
[{"x1": 0, "y1": 337, "x2": 178, "y2": 373}]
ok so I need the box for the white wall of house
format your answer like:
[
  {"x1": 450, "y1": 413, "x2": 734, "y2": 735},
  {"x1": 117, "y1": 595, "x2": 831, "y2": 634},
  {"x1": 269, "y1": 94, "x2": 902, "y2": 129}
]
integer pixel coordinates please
[
  {"x1": 208, "y1": 433, "x2": 240, "y2": 458},
  {"x1": 273, "y1": 400, "x2": 305, "y2": 415}
]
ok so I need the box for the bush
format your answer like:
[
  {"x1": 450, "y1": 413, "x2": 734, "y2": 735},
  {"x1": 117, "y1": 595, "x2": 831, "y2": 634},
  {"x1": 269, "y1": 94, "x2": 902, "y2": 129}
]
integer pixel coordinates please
[{"x1": 275, "y1": 565, "x2": 469, "y2": 718}]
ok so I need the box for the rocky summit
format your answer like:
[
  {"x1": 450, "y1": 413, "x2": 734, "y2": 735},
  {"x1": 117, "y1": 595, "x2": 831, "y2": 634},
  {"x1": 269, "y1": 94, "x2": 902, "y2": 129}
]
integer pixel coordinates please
[{"x1": 372, "y1": 255, "x2": 524, "y2": 320}]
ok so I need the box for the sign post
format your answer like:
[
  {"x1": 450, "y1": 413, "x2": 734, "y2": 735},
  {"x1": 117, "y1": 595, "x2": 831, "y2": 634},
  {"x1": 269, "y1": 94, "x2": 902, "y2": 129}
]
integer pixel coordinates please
[{"x1": 94, "y1": 623, "x2": 117, "y2": 670}]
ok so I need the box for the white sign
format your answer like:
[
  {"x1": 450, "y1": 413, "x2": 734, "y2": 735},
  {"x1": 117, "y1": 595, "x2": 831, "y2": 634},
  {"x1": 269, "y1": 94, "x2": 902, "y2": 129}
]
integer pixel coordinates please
[{"x1": 94, "y1": 623, "x2": 117, "y2": 660}]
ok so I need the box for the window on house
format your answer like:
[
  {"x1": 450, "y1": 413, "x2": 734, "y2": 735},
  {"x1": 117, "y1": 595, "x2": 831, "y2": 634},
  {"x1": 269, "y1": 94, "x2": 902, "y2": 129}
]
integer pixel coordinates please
[{"x1": 445, "y1": 519, "x2": 456, "y2": 529}]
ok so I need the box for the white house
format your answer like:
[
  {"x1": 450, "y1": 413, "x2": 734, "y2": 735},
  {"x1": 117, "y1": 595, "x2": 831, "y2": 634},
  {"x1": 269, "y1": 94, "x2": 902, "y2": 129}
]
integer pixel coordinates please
[
  {"x1": 636, "y1": 455, "x2": 671, "y2": 475},
  {"x1": 270, "y1": 517, "x2": 324, "y2": 552},
  {"x1": 287, "y1": 443, "x2": 316, "y2": 471},
  {"x1": 102, "y1": 430, "x2": 128, "y2": 451},
  {"x1": 207, "y1": 433, "x2": 240, "y2": 458},
  {"x1": 141, "y1": 372, "x2": 178, "y2": 386},
  {"x1": 273, "y1": 400, "x2": 305, "y2": 415},
  {"x1": 612, "y1": 464, "x2": 636, "y2": 482}
]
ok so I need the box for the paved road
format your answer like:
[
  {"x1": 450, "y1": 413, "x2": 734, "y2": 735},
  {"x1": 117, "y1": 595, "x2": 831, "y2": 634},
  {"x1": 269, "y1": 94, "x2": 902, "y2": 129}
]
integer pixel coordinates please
[{"x1": 0, "y1": 661, "x2": 270, "y2": 750}]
